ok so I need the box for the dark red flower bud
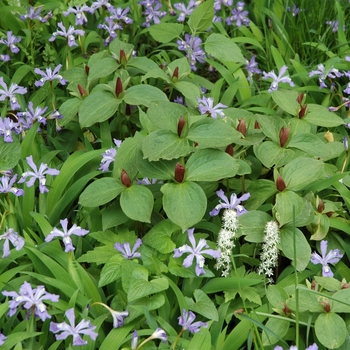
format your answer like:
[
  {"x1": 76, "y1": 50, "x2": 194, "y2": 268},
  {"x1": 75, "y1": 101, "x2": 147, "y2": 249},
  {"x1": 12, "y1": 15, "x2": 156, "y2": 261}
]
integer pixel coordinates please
[
  {"x1": 311, "y1": 280, "x2": 317, "y2": 290},
  {"x1": 276, "y1": 174, "x2": 286, "y2": 192},
  {"x1": 279, "y1": 126, "x2": 290, "y2": 147},
  {"x1": 282, "y1": 303, "x2": 291, "y2": 315},
  {"x1": 225, "y1": 144, "x2": 234, "y2": 157},
  {"x1": 172, "y1": 66, "x2": 179, "y2": 81},
  {"x1": 194, "y1": 142, "x2": 198, "y2": 147},
  {"x1": 326, "y1": 211, "x2": 333, "y2": 217},
  {"x1": 120, "y1": 49, "x2": 127, "y2": 65},
  {"x1": 254, "y1": 120, "x2": 260, "y2": 129},
  {"x1": 296, "y1": 93, "x2": 304, "y2": 105},
  {"x1": 322, "y1": 300, "x2": 331, "y2": 313},
  {"x1": 342, "y1": 282, "x2": 349, "y2": 289},
  {"x1": 78, "y1": 84, "x2": 87, "y2": 97},
  {"x1": 299, "y1": 104, "x2": 308, "y2": 119},
  {"x1": 237, "y1": 118, "x2": 247, "y2": 136},
  {"x1": 84, "y1": 65, "x2": 90, "y2": 75},
  {"x1": 121, "y1": 169, "x2": 131, "y2": 187},
  {"x1": 177, "y1": 116, "x2": 185, "y2": 137},
  {"x1": 174, "y1": 162, "x2": 185, "y2": 183},
  {"x1": 317, "y1": 199, "x2": 325, "y2": 213},
  {"x1": 116, "y1": 77, "x2": 123, "y2": 98}
]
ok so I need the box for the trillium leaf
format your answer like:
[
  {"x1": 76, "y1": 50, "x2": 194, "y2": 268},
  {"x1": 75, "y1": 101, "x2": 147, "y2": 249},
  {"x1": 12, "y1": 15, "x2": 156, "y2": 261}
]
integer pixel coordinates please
[
  {"x1": 149, "y1": 23, "x2": 184, "y2": 43},
  {"x1": 120, "y1": 185, "x2": 154, "y2": 223},
  {"x1": 188, "y1": 0, "x2": 214, "y2": 34},
  {"x1": 59, "y1": 97, "x2": 82, "y2": 126},
  {"x1": 186, "y1": 149, "x2": 240, "y2": 181},
  {"x1": 161, "y1": 182, "x2": 207, "y2": 231},
  {"x1": 274, "y1": 190, "x2": 304, "y2": 227},
  {"x1": 271, "y1": 89, "x2": 299, "y2": 116},
  {"x1": 79, "y1": 178, "x2": 124, "y2": 207},
  {"x1": 123, "y1": 84, "x2": 168, "y2": 107},
  {"x1": 304, "y1": 104, "x2": 345, "y2": 127},
  {"x1": 256, "y1": 141, "x2": 295, "y2": 168},
  {"x1": 88, "y1": 57, "x2": 119, "y2": 82},
  {"x1": 185, "y1": 289, "x2": 219, "y2": 321}
]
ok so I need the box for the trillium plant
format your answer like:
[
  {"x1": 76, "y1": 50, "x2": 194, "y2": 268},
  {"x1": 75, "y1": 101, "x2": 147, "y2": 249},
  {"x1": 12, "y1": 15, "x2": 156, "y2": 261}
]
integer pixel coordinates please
[{"x1": 1, "y1": 0, "x2": 350, "y2": 349}]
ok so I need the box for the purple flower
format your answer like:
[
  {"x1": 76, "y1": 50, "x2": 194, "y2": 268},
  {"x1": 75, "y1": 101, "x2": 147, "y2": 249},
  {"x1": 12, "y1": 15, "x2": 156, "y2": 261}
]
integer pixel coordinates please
[
  {"x1": 178, "y1": 309, "x2": 208, "y2": 333},
  {"x1": 0, "y1": 333, "x2": 6, "y2": 346},
  {"x1": 90, "y1": 0, "x2": 113, "y2": 12},
  {"x1": 2, "y1": 281, "x2": 59, "y2": 321},
  {"x1": 309, "y1": 64, "x2": 343, "y2": 89},
  {"x1": 108, "y1": 7, "x2": 133, "y2": 25},
  {"x1": 150, "y1": 328, "x2": 168, "y2": 342},
  {"x1": 0, "y1": 228, "x2": 25, "y2": 258},
  {"x1": 344, "y1": 136, "x2": 349, "y2": 151},
  {"x1": 286, "y1": 3, "x2": 301, "y2": 16},
  {"x1": 214, "y1": 0, "x2": 233, "y2": 11},
  {"x1": 99, "y1": 139, "x2": 122, "y2": 172},
  {"x1": 63, "y1": 5, "x2": 91, "y2": 25},
  {"x1": 246, "y1": 55, "x2": 261, "y2": 81},
  {"x1": 0, "y1": 117, "x2": 19, "y2": 142},
  {"x1": 49, "y1": 22, "x2": 85, "y2": 47},
  {"x1": 115, "y1": 238, "x2": 142, "y2": 259},
  {"x1": 141, "y1": 1, "x2": 167, "y2": 27},
  {"x1": 136, "y1": 178, "x2": 162, "y2": 185},
  {"x1": 275, "y1": 344, "x2": 318, "y2": 350},
  {"x1": 18, "y1": 155, "x2": 60, "y2": 193},
  {"x1": 17, "y1": 101, "x2": 48, "y2": 128},
  {"x1": 174, "y1": 0, "x2": 197, "y2": 22},
  {"x1": 210, "y1": 189, "x2": 250, "y2": 216},
  {"x1": 131, "y1": 330, "x2": 138, "y2": 349},
  {"x1": 0, "y1": 31, "x2": 21, "y2": 54},
  {"x1": 177, "y1": 34, "x2": 206, "y2": 71},
  {"x1": 262, "y1": 65, "x2": 295, "y2": 93},
  {"x1": 20, "y1": 6, "x2": 52, "y2": 22},
  {"x1": 174, "y1": 96, "x2": 186, "y2": 106},
  {"x1": 310, "y1": 240, "x2": 343, "y2": 277},
  {"x1": 50, "y1": 308, "x2": 98, "y2": 346},
  {"x1": 326, "y1": 20, "x2": 345, "y2": 32},
  {"x1": 45, "y1": 218, "x2": 89, "y2": 252},
  {"x1": 34, "y1": 64, "x2": 67, "y2": 87},
  {"x1": 0, "y1": 54, "x2": 10, "y2": 62},
  {"x1": 173, "y1": 228, "x2": 221, "y2": 276},
  {"x1": 0, "y1": 77, "x2": 27, "y2": 110},
  {"x1": 97, "y1": 18, "x2": 122, "y2": 46},
  {"x1": 0, "y1": 174, "x2": 24, "y2": 197},
  {"x1": 226, "y1": 2, "x2": 250, "y2": 27},
  {"x1": 197, "y1": 96, "x2": 227, "y2": 118}
]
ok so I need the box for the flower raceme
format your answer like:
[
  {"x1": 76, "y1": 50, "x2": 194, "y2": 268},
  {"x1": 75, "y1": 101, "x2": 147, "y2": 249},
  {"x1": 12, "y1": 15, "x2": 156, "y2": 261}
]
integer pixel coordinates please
[{"x1": 173, "y1": 228, "x2": 220, "y2": 276}]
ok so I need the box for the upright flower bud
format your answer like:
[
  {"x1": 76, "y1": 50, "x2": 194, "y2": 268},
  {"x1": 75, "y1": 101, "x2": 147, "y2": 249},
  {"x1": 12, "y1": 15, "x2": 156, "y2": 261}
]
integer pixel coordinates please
[
  {"x1": 172, "y1": 67, "x2": 179, "y2": 82},
  {"x1": 254, "y1": 120, "x2": 260, "y2": 129},
  {"x1": 121, "y1": 169, "x2": 131, "y2": 187},
  {"x1": 237, "y1": 118, "x2": 247, "y2": 136},
  {"x1": 298, "y1": 104, "x2": 308, "y2": 119},
  {"x1": 174, "y1": 162, "x2": 185, "y2": 183},
  {"x1": 116, "y1": 77, "x2": 123, "y2": 98},
  {"x1": 296, "y1": 93, "x2": 304, "y2": 105},
  {"x1": 225, "y1": 144, "x2": 234, "y2": 157},
  {"x1": 276, "y1": 174, "x2": 286, "y2": 192},
  {"x1": 344, "y1": 136, "x2": 349, "y2": 152},
  {"x1": 317, "y1": 198, "x2": 325, "y2": 213},
  {"x1": 177, "y1": 116, "x2": 185, "y2": 137},
  {"x1": 84, "y1": 64, "x2": 90, "y2": 75},
  {"x1": 120, "y1": 49, "x2": 127, "y2": 65},
  {"x1": 324, "y1": 131, "x2": 334, "y2": 142},
  {"x1": 279, "y1": 126, "x2": 290, "y2": 147},
  {"x1": 126, "y1": 104, "x2": 131, "y2": 116},
  {"x1": 322, "y1": 300, "x2": 331, "y2": 313},
  {"x1": 78, "y1": 84, "x2": 87, "y2": 97}
]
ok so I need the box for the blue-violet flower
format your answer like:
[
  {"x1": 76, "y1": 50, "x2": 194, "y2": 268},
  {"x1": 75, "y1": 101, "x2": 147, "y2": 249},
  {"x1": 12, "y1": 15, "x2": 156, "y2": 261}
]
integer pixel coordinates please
[{"x1": 0, "y1": 228, "x2": 25, "y2": 258}]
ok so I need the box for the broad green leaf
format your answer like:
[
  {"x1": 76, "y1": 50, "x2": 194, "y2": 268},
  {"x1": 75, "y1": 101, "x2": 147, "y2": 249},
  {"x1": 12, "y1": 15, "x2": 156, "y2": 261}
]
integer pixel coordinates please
[
  {"x1": 205, "y1": 33, "x2": 246, "y2": 64},
  {"x1": 147, "y1": 100, "x2": 187, "y2": 132},
  {"x1": 143, "y1": 220, "x2": 178, "y2": 254},
  {"x1": 202, "y1": 277, "x2": 262, "y2": 294},
  {"x1": 282, "y1": 157, "x2": 324, "y2": 191},
  {"x1": 315, "y1": 312, "x2": 346, "y2": 349},
  {"x1": 59, "y1": 97, "x2": 82, "y2": 126},
  {"x1": 280, "y1": 225, "x2": 311, "y2": 271},
  {"x1": 314, "y1": 276, "x2": 342, "y2": 292},
  {"x1": 288, "y1": 133, "x2": 330, "y2": 158},
  {"x1": 102, "y1": 201, "x2": 129, "y2": 230},
  {"x1": 186, "y1": 289, "x2": 219, "y2": 321},
  {"x1": 123, "y1": 84, "x2": 168, "y2": 107},
  {"x1": 127, "y1": 267, "x2": 169, "y2": 302},
  {"x1": 266, "y1": 285, "x2": 288, "y2": 310},
  {"x1": 188, "y1": 329, "x2": 211, "y2": 350},
  {"x1": 142, "y1": 130, "x2": 193, "y2": 161},
  {"x1": 127, "y1": 56, "x2": 160, "y2": 73},
  {"x1": 245, "y1": 180, "x2": 277, "y2": 210},
  {"x1": 188, "y1": 0, "x2": 214, "y2": 34},
  {"x1": 256, "y1": 141, "x2": 295, "y2": 168},
  {"x1": 188, "y1": 118, "x2": 242, "y2": 149},
  {"x1": 262, "y1": 318, "x2": 290, "y2": 346},
  {"x1": 99, "y1": 255, "x2": 122, "y2": 287},
  {"x1": 331, "y1": 288, "x2": 350, "y2": 312},
  {"x1": 238, "y1": 210, "x2": 272, "y2": 242},
  {"x1": 0, "y1": 138, "x2": 21, "y2": 170},
  {"x1": 1, "y1": 332, "x2": 43, "y2": 350},
  {"x1": 271, "y1": 89, "x2": 301, "y2": 116},
  {"x1": 186, "y1": 149, "x2": 240, "y2": 181},
  {"x1": 149, "y1": 23, "x2": 184, "y2": 43},
  {"x1": 173, "y1": 80, "x2": 201, "y2": 104},
  {"x1": 161, "y1": 182, "x2": 207, "y2": 231},
  {"x1": 120, "y1": 185, "x2": 154, "y2": 223},
  {"x1": 308, "y1": 212, "x2": 329, "y2": 240},
  {"x1": 142, "y1": 67, "x2": 171, "y2": 82},
  {"x1": 109, "y1": 37, "x2": 134, "y2": 59},
  {"x1": 255, "y1": 114, "x2": 285, "y2": 143},
  {"x1": 275, "y1": 191, "x2": 304, "y2": 227},
  {"x1": 79, "y1": 178, "x2": 124, "y2": 207},
  {"x1": 304, "y1": 104, "x2": 344, "y2": 127},
  {"x1": 88, "y1": 57, "x2": 119, "y2": 81},
  {"x1": 79, "y1": 91, "x2": 121, "y2": 127}
]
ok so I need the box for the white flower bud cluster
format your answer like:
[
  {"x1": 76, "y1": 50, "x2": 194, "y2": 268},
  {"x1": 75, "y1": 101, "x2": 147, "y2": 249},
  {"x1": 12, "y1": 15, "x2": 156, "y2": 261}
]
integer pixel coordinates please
[
  {"x1": 257, "y1": 221, "x2": 280, "y2": 282},
  {"x1": 215, "y1": 209, "x2": 238, "y2": 277}
]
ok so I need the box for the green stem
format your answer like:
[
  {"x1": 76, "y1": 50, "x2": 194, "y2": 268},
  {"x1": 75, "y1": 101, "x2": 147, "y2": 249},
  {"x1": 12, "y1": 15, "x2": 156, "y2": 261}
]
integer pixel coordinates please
[{"x1": 171, "y1": 328, "x2": 185, "y2": 350}]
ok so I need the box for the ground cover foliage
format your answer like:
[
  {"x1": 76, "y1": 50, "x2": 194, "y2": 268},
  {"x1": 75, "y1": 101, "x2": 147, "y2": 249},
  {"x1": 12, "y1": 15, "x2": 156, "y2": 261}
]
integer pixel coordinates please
[{"x1": 1, "y1": 0, "x2": 350, "y2": 349}]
